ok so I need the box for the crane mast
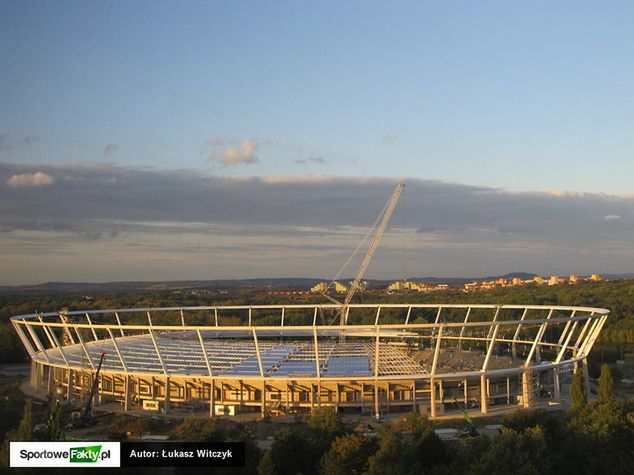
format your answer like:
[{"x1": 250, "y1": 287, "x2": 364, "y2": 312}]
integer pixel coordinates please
[{"x1": 338, "y1": 182, "x2": 404, "y2": 325}]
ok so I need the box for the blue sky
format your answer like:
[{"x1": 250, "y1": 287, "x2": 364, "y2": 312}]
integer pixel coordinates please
[
  {"x1": 2, "y1": 1, "x2": 633, "y2": 191},
  {"x1": 1, "y1": 1, "x2": 633, "y2": 283}
]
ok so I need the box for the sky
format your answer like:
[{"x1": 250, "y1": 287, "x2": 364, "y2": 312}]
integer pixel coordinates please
[{"x1": 1, "y1": 1, "x2": 633, "y2": 284}]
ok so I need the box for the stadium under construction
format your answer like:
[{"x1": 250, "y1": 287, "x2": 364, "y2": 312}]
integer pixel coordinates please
[{"x1": 11, "y1": 303, "x2": 608, "y2": 419}]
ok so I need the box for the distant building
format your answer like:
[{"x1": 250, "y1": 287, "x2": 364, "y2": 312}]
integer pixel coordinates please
[
  {"x1": 548, "y1": 276, "x2": 561, "y2": 286},
  {"x1": 533, "y1": 276, "x2": 546, "y2": 285},
  {"x1": 387, "y1": 280, "x2": 421, "y2": 292},
  {"x1": 387, "y1": 280, "x2": 448, "y2": 293},
  {"x1": 589, "y1": 274, "x2": 602, "y2": 281},
  {"x1": 569, "y1": 275, "x2": 580, "y2": 284},
  {"x1": 511, "y1": 277, "x2": 523, "y2": 286},
  {"x1": 310, "y1": 281, "x2": 348, "y2": 293}
]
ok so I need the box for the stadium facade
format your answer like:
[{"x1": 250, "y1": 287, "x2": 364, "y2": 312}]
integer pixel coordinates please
[{"x1": 12, "y1": 304, "x2": 608, "y2": 419}]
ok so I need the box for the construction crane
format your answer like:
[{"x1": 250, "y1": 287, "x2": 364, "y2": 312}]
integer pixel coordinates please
[
  {"x1": 69, "y1": 352, "x2": 107, "y2": 429},
  {"x1": 452, "y1": 397, "x2": 478, "y2": 437},
  {"x1": 324, "y1": 182, "x2": 405, "y2": 326}
]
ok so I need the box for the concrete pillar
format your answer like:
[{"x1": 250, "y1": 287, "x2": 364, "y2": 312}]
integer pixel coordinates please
[
  {"x1": 386, "y1": 383, "x2": 390, "y2": 414},
  {"x1": 209, "y1": 379, "x2": 215, "y2": 417},
  {"x1": 261, "y1": 380, "x2": 266, "y2": 418},
  {"x1": 582, "y1": 359, "x2": 590, "y2": 400},
  {"x1": 522, "y1": 370, "x2": 533, "y2": 408},
  {"x1": 430, "y1": 379, "x2": 437, "y2": 418},
  {"x1": 374, "y1": 383, "x2": 380, "y2": 420},
  {"x1": 164, "y1": 377, "x2": 170, "y2": 415},
  {"x1": 480, "y1": 374, "x2": 488, "y2": 414},
  {"x1": 412, "y1": 381, "x2": 417, "y2": 412},
  {"x1": 47, "y1": 365, "x2": 53, "y2": 396},
  {"x1": 30, "y1": 361, "x2": 37, "y2": 388},
  {"x1": 67, "y1": 369, "x2": 73, "y2": 401},
  {"x1": 553, "y1": 369, "x2": 561, "y2": 400},
  {"x1": 361, "y1": 383, "x2": 365, "y2": 414},
  {"x1": 124, "y1": 375, "x2": 131, "y2": 411}
]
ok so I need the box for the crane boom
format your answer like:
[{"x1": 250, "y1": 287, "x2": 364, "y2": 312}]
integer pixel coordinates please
[{"x1": 338, "y1": 182, "x2": 404, "y2": 325}]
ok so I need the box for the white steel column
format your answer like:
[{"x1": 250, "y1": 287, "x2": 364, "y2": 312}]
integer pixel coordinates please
[
  {"x1": 313, "y1": 327, "x2": 321, "y2": 408},
  {"x1": 458, "y1": 307, "x2": 472, "y2": 350},
  {"x1": 106, "y1": 328, "x2": 127, "y2": 372},
  {"x1": 374, "y1": 328, "x2": 380, "y2": 420},
  {"x1": 430, "y1": 325, "x2": 443, "y2": 418},
  {"x1": 511, "y1": 308, "x2": 529, "y2": 360}
]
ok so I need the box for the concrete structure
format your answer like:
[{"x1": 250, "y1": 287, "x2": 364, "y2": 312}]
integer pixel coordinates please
[{"x1": 11, "y1": 304, "x2": 608, "y2": 419}]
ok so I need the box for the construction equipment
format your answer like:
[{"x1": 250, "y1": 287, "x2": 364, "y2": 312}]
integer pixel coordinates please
[
  {"x1": 324, "y1": 182, "x2": 404, "y2": 326},
  {"x1": 452, "y1": 397, "x2": 478, "y2": 437},
  {"x1": 69, "y1": 352, "x2": 107, "y2": 428}
]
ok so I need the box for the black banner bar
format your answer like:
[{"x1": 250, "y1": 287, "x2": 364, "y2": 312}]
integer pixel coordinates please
[{"x1": 121, "y1": 442, "x2": 245, "y2": 467}]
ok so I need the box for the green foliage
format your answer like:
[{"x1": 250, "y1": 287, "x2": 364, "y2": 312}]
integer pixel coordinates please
[
  {"x1": 262, "y1": 425, "x2": 330, "y2": 475},
  {"x1": 0, "y1": 387, "x2": 26, "y2": 440},
  {"x1": 392, "y1": 411, "x2": 432, "y2": 435},
  {"x1": 475, "y1": 426, "x2": 550, "y2": 475},
  {"x1": 257, "y1": 451, "x2": 276, "y2": 475},
  {"x1": 231, "y1": 424, "x2": 262, "y2": 475},
  {"x1": 366, "y1": 425, "x2": 404, "y2": 475},
  {"x1": 366, "y1": 416, "x2": 448, "y2": 475},
  {"x1": 108, "y1": 415, "x2": 167, "y2": 439},
  {"x1": 46, "y1": 399, "x2": 65, "y2": 441},
  {"x1": 571, "y1": 365, "x2": 587, "y2": 411},
  {"x1": 171, "y1": 417, "x2": 226, "y2": 442},
  {"x1": 598, "y1": 364, "x2": 615, "y2": 405},
  {"x1": 307, "y1": 407, "x2": 345, "y2": 435},
  {"x1": 15, "y1": 398, "x2": 34, "y2": 441},
  {"x1": 321, "y1": 433, "x2": 377, "y2": 475}
]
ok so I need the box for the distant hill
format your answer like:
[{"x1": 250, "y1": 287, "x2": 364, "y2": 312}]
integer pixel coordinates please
[{"x1": 1, "y1": 272, "x2": 631, "y2": 293}]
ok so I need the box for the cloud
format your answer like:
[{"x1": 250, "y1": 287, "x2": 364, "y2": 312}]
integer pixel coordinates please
[
  {"x1": 295, "y1": 156, "x2": 326, "y2": 165},
  {"x1": 104, "y1": 144, "x2": 119, "y2": 155},
  {"x1": 6, "y1": 171, "x2": 54, "y2": 187},
  {"x1": 22, "y1": 133, "x2": 40, "y2": 144},
  {"x1": 209, "y1": 138, "x2": 224, "y2": 146},
  {"x1": 1, "y1": 161, "x2": 634, "y2": 283},
  {"x1": 209, "y1": 139, "x2": 258, "y2": 166},
  {"x1": 381, "y1": 134, "x2": 397, "y2": 144},
  {"x1": 1, "y1": 133, "x2": 42, "y2": 149}
]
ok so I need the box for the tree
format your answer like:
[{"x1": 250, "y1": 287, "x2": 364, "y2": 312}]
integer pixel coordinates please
[
  {"x1": 257, "y1": 451, "x2": 276, "y2": 475},
  {"x1": 170, "y1": 417, "x2": 225, "y2": 442},
  {"x1": 571, "y1": 365, "x2": 586, "y2": 411},
  {"x1": 320, "y1": 433, "x2": 377, "y2": 475},
  {"x1": 366, "y1": 426, "x2": 405, "y2": 475},
  {"x1": 307, "y1": 407, "x2": 345, "y2": 435},
  {"x1": 46, "y1": 399, "x2": 65, "y2": 441},
  {"x1": 475, "y1": 426, "x2": 550, "y2": 475},
  {"x1": 598, "y1": 364, "x2": 615, "y2": 405},
  {"x1": 264, "y1": 425, "x2": 330, "y2": 475},
  {"x1": 15, "y1": 399, "x2": 34, "y2": 441}
]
